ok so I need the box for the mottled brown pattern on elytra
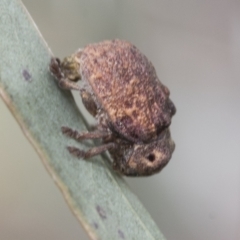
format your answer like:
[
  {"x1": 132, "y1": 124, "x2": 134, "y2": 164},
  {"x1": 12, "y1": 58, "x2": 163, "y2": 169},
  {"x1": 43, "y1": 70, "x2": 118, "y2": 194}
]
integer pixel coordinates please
[{"x1": 80, "y1": 40, "x2": 173, "y2": 142}]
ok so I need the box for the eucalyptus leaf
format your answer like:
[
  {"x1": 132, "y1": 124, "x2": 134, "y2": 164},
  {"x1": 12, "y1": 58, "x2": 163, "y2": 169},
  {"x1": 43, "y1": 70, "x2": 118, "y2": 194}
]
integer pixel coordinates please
[{"x1": 0, "y1": 0, "x2": 166, "y2": 239}]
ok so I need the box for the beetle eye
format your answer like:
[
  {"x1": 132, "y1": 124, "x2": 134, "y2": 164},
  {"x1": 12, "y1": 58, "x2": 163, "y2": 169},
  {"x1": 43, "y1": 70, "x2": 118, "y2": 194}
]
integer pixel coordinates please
[{"x1": 146, "y1": 153, "x2": 155, "y2": 162}]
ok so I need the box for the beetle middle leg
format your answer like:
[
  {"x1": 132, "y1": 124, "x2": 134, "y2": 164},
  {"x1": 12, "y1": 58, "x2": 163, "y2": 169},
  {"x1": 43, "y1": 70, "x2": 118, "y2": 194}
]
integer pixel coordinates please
[
  {"x1": 50, "y1": 57, "x2": 99, "y2": 116},
  {"x1": 61, "y1": 126, "x2": 111, "y2": 141},
  {"x1": 67, "y1": 142, "x2": 116, "y2": 159}
]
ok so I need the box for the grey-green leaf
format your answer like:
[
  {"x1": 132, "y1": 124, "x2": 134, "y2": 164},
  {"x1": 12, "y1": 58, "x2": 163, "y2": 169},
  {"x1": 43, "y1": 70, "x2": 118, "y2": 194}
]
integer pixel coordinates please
[{"x1": 0, "y1": 0, "x2": 166, "y2": 239}]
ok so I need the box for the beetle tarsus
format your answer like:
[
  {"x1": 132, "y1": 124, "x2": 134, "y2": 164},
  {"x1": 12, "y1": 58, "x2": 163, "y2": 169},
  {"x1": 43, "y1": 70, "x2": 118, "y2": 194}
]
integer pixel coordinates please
[{"x1": 50, "y1": 57, "x2": 63, "y2": 80}]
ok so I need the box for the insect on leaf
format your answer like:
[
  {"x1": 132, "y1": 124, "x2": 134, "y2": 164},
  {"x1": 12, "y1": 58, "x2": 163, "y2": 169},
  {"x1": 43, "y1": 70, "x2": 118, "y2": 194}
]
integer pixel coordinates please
[{"x1": 0, "y1": 0, "x2": 166, "y2": 239}]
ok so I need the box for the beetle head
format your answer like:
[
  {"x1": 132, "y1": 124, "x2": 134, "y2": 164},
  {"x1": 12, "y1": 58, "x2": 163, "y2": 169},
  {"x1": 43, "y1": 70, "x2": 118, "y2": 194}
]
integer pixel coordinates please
[{"x1": 113, "y1": 128, "x2": 175, "y2": 176}]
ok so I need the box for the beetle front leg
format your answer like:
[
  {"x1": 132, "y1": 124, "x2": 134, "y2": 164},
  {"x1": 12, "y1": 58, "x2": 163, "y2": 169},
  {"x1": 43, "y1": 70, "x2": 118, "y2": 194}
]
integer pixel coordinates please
[
  {"x1": 58, "y1": 78, "x2": 81, "y2": 91},
  {"x1": 50, "y1": 57, "x2": 81, "y2": 91}
]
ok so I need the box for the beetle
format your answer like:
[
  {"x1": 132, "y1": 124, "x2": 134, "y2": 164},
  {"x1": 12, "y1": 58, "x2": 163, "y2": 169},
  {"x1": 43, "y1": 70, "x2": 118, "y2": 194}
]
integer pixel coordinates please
[{"x1": 50, "y1": 39, "x2": 176, "y2": 176}]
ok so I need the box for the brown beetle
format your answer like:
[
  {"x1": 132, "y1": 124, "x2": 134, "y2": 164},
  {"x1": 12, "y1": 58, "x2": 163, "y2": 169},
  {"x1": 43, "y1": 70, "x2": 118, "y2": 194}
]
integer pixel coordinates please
[{"x1": 50, "y1": 39, "x2": 176, "y2": 176}]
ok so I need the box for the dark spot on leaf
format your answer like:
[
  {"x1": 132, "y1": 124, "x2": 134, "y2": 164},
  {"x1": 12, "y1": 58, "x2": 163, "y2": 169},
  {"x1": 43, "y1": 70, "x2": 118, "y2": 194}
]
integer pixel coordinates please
[
  {"x1": 22, "y1": 69, "x2": 32, "y2": 82},
  {"x1": 96, "y1": 205, "x2": 107, "y2": 220},
  {"x1": 93, "y1": 222, "x2": 98, "y2": 229},
  {"x1": 118, "y1": 229, "x2": 125, "y2": 239}
]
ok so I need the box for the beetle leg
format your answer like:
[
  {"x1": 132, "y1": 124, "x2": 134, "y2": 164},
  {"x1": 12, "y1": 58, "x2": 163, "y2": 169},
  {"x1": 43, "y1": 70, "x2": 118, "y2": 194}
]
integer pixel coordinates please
[
  {"x1": 58, "y1": 78, "x2": 81, "y2": 91},
  {"x1": 50, "y1": 58, "x2": 63, "y2": 80},
  {"x1": 67, "y1": 142, "x2": 116, "y2": 159},
  {"x1": 61, "y1": 126, "x2": 110, "y2": 142},
  {"x1": 50, "y1": 57, "x2": 81, "y2": 90},
  {"x1": 80, "y1": 89, "x2": 98, "y2": 116}
]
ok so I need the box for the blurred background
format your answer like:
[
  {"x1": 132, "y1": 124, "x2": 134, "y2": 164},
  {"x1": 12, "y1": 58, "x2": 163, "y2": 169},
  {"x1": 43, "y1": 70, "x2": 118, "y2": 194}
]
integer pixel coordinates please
[{"x1": 1, "y1": 0, "x2": 240, "y2": 239}]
